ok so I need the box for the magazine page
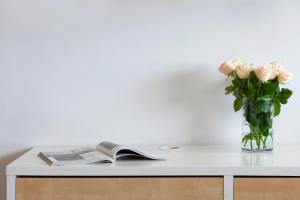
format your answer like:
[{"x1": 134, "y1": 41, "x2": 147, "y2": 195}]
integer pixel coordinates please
[
  {"x1": 39, "y1": 147, "x2": 113, "y2": 166},
  {"x1": 96, "y1": 141, "x2": 124, "y2": 158},
  {"x1": 97, "y1": 141, "x2": 165, "y2": 160},
  {"x1": 115, "y1": 148, "x2": 164, "y2": 160}
]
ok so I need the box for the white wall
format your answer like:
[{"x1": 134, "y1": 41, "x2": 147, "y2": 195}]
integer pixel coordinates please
[{"x1": 1, "y1": 0, "x2": 300, "y2": 199}]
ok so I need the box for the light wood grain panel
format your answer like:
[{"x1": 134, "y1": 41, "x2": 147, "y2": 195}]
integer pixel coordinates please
[
  {"x1": 234, "y1": 177, "x2": 300, "y2": 200},
  {"x1": 16, "y1": 177, "x2": 223, "y2": 200}
]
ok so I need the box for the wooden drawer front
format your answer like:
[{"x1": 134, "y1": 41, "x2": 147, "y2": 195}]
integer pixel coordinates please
[
  {"x1": 234, "y1": 177, "x2": 300, "y2": 200},
  {"x1": 16, "y1": 177, "x2": 223, "y2": 200}
]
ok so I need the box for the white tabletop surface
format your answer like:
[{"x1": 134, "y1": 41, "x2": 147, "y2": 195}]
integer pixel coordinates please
[{"x1": 6, "y1": 145, "x2": 300, "y2": 176}]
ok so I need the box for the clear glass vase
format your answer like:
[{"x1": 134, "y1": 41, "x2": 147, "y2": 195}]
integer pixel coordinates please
[{"x1": 242, "y1": 98, "x2": 274, "y2": 152}]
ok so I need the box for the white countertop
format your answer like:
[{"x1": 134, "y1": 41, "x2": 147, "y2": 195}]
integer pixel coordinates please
[{"x1": 6, "y1": 145, "x2": 300, "y2": 176}]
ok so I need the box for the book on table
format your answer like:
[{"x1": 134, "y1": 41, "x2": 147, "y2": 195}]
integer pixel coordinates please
[{"x1": 38, "y1": 141, "x2": 164, "y2": 166}]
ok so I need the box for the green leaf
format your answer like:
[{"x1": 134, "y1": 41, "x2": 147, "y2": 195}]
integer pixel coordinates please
[
  {"x1": 272, "y1": 78, "x2": 281, "y2": 93},
  {"x1": 233, "y1": 88, "x2": 242, "y2": 99},
  {"x1": 248, "y1": 71, "x2": 259, "y2": 86},
  {"x1": 232, "y1": 79, "x2": 239, "y2": 87},
  {"x1": 234, "y1": 98, "x2": 243, "y2": 112},
  {"x1": 246, "y1": 79, "x2": 256, "y2": 99},
  {"x1": 279, "y1": 88, "x2": 293, "y2": 104},
  {"x1": 225, "y1": 85, "x2": 234, "y2": 95},
  {"x1": 261, "y1": 82, "x2": 278, "y2": 96},
  {"x1": 273, "y1": 99, "x2": 281, "y2": 117},
  {"x1": 247, "y1": 77, "x2": 255, "y2": 91}
]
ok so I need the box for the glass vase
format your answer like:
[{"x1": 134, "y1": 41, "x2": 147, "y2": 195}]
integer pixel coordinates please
[{"x1": 242, "y1": 98, "x2": 274, "y2": 152}]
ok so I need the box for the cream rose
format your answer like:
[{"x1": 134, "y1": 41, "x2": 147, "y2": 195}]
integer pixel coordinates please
[
  {"x1": 254, "y1": 65, "x2": 276, "y2": 82},
  {"x1": 269, "y1": 61, "x2": 285, "y2": 76},
  {"x1": 269, "y1": 61, "x2": 292, "y2": 83},
  {"x1": 219, "y1": 59, "x2": 244, "y2": 76},
  {"x1": 236, "y1": 64, "x2": 252, "y2": 79},
  {"x1": 278, "y1": 68, "x2": 293, "y2": 84},
  {"x1": 270, "y1": 61, "x2": 285, "y2": 69}
]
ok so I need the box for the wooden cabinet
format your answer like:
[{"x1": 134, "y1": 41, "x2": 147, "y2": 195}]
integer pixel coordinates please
[
  {"x1": 15, "y1": 176, "x2": 300, "y2": 200},
  {"x1": 234, "y1": 177, "x2": 300, "y2": 200},
  {"x1": 16, "y1": 177, "x2": 223, "y2": 200}
]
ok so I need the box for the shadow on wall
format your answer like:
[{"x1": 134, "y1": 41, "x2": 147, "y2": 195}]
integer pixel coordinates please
[
  {"x1": 0, "y1": 149, "x2": 29, "y2": 200},
  {"x1": 155, "y1": 64, "x2": 235, "y2": 144}
]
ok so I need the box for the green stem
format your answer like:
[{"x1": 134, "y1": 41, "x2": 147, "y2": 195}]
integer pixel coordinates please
[
  {"x1": 257, "y1": 81, "x2": 262, "y2": 99},
  {"x1": 263, "y1": 136, "x2": 268, "y2": 150}
]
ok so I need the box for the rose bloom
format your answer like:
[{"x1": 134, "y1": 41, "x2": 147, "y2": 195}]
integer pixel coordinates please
[
  {"x1": 269, "y1": 61, "x2": 285, "y2": 76},
  {"x1": 219, "y1": 59, "x2": 244, "y2": 76},
  {"x1": 236, "y1": 64, "x2": 252, "y2": 79},
  {"x1": 270, "y1": 61, "x2": 285, "y2": 70},
  {"x1": 269, "y1": 61, "x2": 292, "y2": 83},
  {"x1": 278, "y1": 68, "x2": 293, "y2": 84},
  {"x1": 254, "y1": 65, "x2": 276, "y2": 82}
]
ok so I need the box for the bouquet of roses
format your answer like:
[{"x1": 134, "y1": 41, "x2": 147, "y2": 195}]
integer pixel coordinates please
[{"x1": 219, "y1": 59, "x2": 293, "y2": 150}]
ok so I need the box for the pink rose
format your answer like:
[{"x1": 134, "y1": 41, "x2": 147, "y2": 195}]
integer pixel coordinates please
[
  {"x1": 278, "y1": 68, "x2": 293, "y2": 84},
  {"x1": 254, "y1": 65, "x2": 276, "y2": 82},
  {"x1": 219, "y1": 59, "x2": 243, "y2": 76},
  {"x1": 236, "y1": 64, "x2": 252, "y2": 79}
]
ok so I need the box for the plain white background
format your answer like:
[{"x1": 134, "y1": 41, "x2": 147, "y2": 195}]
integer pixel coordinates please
[{"x1": 1, "y1": 0, "x2": 300, "y2": 199}]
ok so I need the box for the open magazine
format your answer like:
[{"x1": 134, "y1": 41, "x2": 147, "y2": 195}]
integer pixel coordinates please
[{"x1": 38, "y1": 141, "x2": 164, "y2": 166}]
